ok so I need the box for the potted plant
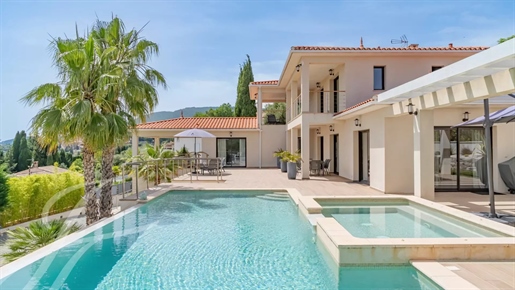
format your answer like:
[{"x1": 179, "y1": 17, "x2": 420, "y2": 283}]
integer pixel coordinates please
[
  {"x1": 279, "y1": 151, "x2": 288, "y2": 173},
  {"x1": 284, "y1": 152, "x2": 302, "y2": 179},
  {"x1": 273, "y1": 148, "x2": 284, "y2": 169}
]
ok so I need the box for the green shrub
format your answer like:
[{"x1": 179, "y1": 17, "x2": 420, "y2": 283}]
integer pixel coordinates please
[{"x1": 0, "y1": 172, "x2": 84, "y2": 227}]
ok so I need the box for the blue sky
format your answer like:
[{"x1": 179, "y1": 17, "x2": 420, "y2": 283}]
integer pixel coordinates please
[{"x1": 0, "y1": 0, "x2": 514, "y2": 141}]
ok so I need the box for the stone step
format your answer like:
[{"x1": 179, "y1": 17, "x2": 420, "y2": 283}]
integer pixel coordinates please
[{"x1": 256, "y1": 195, "x2": 289, "y2": 201}]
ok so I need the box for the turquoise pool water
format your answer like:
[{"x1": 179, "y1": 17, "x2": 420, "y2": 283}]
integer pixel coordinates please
[
  {"x1": 323, "y1": 204, "x2": 505, "y2": 238},
  {"x1": 2, "y1": 191, "x2": 441, "y2": 289}
]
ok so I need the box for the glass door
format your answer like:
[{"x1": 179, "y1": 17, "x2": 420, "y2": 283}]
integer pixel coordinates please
[
  {"x1": 217, "y1": 138, "x2": 246, "y2": 167},
  {"x1": 434, "y1": 127, "x2": 487, "y2": 191},
  {"x1": 359, "y1": 131, "x2": 370, "y2": 183},
  {"x1": 458, "y1": 128, "x2": 487, "y2": 190}
]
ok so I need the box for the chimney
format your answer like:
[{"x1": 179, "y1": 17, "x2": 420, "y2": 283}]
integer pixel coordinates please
[
  {"x1": 448, "y1": 43, "x2": 453, "y2": 48},
  {"x1": 180, "y1": 110, "x2": 184, "y2": 118},
  {"x1": 408, "y1": 44, "x2": 419, "y2": 48},
  {"x1": 360, "y1": 37, "x2": 364, "y2": 48}
]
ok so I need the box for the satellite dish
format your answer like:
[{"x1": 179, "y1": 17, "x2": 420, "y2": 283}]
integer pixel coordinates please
[{"x1": 391, "y1": 35, "x2": 409, "y2": 46}]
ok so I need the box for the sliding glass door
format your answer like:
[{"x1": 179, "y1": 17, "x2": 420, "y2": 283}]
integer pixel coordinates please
[
  {"x1": 434, "y1": 127, "x2": 487, "y2": 191},
  {"x1": 217, "y1": 138, "x2": 246, "y2": 167}
]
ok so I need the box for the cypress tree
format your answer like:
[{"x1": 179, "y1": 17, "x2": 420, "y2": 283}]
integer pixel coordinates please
[
  {"x1": 18, "y1": 137, "x2": 31, "y2": 171},
  {"x1": 46, "y1": 154, "x2": 54, "y2": 166},
  {"x1": 11, "y1": 131, "x2": 21, "y2": 170},
  {"x1": 234, "y1": 55, "x2": 256, "y2": 117}
]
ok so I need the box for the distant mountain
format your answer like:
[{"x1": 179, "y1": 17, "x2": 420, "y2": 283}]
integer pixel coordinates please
[
  {"x1": 0, "y1": 139, "x2": 13, "y2": 145},
  {"x1": 144, "y1": 107, "x2": 217, "y2": 122}
]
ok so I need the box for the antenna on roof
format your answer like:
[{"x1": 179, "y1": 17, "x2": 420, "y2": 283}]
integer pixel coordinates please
[{"x1": 391, "y1": 35, "x2": 409, "y2": 47}]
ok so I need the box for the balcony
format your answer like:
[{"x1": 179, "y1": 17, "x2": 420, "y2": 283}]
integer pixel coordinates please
[{"x1": 289, "y1": 90, "x2": 346, "y2": 122}]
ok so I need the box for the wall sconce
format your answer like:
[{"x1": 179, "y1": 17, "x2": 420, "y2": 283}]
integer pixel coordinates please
[
  {"x1": 329, "y1": 124, "x2": 335, "y2": 132},
  {"x1": 316, "y1": 82, "x2": 321, "y2": 89},
  {"x1": 316, "y1": 128, "x2": 321, "y2": 135},
  {"x1": 407, "y1": 102, "x2": 418, "y2": 115},
  {"x1": 329, "y1": 69, "x2": 334, "y2": 76},
  {"x1": 462, "y1": 111, "x2": 469, "y2": 122},
  {"x1": 354, "y1": 118, "x2": 361, "y2": 127},
  {"x1": 229, "y1": 131, "x2": 233, "y2": 137},
  {"x1": 296, "y1": 64, "x2": 302, "y2": 72}
]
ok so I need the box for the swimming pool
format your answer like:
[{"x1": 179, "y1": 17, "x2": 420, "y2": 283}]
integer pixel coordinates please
[
  {"x1": 1, "y1": 190, "x2": 441, "y2": 289},
  {"x1": 322, "y1": 203, "x2": 506, "y2": 238}
]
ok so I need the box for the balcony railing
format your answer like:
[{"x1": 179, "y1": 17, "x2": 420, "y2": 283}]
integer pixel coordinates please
[{"x1": 290, "y1": 90, "x2": 346, "y2": 120}]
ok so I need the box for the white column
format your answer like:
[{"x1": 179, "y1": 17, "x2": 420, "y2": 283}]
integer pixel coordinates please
[
  {"x1": 286, "y1": 89, "x2": 291, "y2": 123},
  {"x1": 413, "y1": 110, "x2": 435, "y2": 200},
  {"x1": 286, "y1": 129, "x2": 291, "y2": 152},
  {"x1": 291, "y1": 128, "x2": 298, "y2": 153},
  {"x1": 301, "y1": 118, "x2": 310, "y2": 179},
  {"x1": 154, "y1": 137, "x2": 160, "y2": 149},
  {"x1": 257, "y1": 87, "x2": 263, "y2": 129},
  {"x1": 300, "y1": 62, "x2": 310, "y2": 113},
  {"x1": 132, "y1": 131, "x2": 139, "y2": 157},
  {"x1": 291, "y1": 81, "x2": 298, "y2": 119}
]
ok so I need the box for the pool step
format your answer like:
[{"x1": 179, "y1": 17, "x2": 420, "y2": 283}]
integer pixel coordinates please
[
  {"x1": 256, "y1": 194, "x2": 290, "y2": 201},
  {"x1": 266, "y1": 192, "x2": 290, "y2": 198}
]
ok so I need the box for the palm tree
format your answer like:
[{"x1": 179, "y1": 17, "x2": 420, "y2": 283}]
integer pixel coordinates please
[
  {"x1": 23, "y1": 32, "x2": 115, "y2": 225},
  {"x1": 91, "y1": 18, "x2": 166, "y2": 218},
  {"x1": 3, "y1": 220, "x2": 81, "y2": 262},
  {"x1": 135, "y1": 144, "x2": 176, "y2": 185}
]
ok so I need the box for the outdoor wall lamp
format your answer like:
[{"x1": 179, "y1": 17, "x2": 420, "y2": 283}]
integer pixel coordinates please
[
  {"x1": 316, "y1": 128, "x2": 321, "y2": 135},
  {"x1": 316, "y1": 82, "x2": 321, "y2": 88},
  {"x1": 462, "y1": 111, "x2": 470, "y2": 122},
  {"x1": 407, "y1": 102, "x2": 418, "y2": 115},
  {"x1": 329, "y1": 124, "x2": 335, "y2": 132},
  {"x1": 354, "y1": 118, "x2": 361, "y2": 127},
  {"x1": 329, "y1": 69, "x2": 334, "y2": 76},
  {"x1": 296, "y1": 64, "x2": 302, "y2": 72}
]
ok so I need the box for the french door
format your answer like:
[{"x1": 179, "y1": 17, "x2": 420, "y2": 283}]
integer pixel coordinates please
[{"x1": 217, "y1": 138, "x2": 246, "y2": 167}]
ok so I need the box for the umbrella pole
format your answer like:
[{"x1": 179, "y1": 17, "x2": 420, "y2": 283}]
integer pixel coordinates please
[{"x1": 484, "y1": 99, "x2": 497, "y2": 218}]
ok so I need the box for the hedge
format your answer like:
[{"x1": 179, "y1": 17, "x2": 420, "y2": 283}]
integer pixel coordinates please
[{"x1": 0, "y1": 172, "x2": 84, "y2": 227}]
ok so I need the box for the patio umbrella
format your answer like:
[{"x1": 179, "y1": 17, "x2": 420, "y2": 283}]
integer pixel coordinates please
[
  {"x1": 174, "y1": 129, "x2": 215, "y2": 155},
  {"x1": 453, "y1": 103, "x2": 515, "y2": 218}
]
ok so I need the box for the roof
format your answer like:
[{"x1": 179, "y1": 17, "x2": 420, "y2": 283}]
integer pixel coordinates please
[
  {"x1": 291, "y1": 45, "x2": 489, "y2": 52},
  {"x1": 334, "y1": 98, "x2": 377, "y2": 116},
  {"x1": 136, "y1": 117, "x2": 258, "y2": 130},
  {"x1": 250, "y1": 80, "x2": 279, "y2": 86},
  {"x1": 12, "y1": 166, "x2": 70, "y2": 177},
  {"x1": 377, "y1": 39, "x2": 515, "y2": 104}
]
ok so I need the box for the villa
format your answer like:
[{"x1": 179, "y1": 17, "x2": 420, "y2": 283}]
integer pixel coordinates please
[{"x1": 133, "y1": 39, "x2": 515, "y2": 199}]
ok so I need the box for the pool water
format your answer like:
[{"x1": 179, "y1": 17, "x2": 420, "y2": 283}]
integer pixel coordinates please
[
  {"x1": 2, "y1": 191, "x2": 441, "y2": 289},
  {"x1": 323, "y1": 204, "x2": 505, "y2": 238}
]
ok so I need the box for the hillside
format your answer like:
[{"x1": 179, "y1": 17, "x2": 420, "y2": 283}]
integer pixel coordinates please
[
  {"x1": 0, "y1": 139, "x2": 13, "y2": 145},
  {"x1": 145, "y1": 107, "x2": 216, "y2": 122}
]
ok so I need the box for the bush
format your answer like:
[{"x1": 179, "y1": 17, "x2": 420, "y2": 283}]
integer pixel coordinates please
[{"x1": 0, "y1": 172, "x2": 84, "y2": 227}]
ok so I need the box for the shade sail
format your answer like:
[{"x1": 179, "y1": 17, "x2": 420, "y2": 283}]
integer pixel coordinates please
[
  {"x1": 454, "y1": 105, "x2": 515, "y2": 127},
  {"x1": 174, "y1": 129, "x2": 216, "y2": 138}
]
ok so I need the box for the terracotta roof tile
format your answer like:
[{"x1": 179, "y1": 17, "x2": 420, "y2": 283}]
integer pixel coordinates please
[
  {"x1": 250, "y1": 80, "x2": 279, "y2": 85},
  {"x1": 136, "y1": 117, "x2": 258, "y2": 130},
  {"x1": 291, "y1": 46, "x2": 489, "y2": 51},
  {"x1": 333, "y1": 98, "x2": 376, "y2": 116}
]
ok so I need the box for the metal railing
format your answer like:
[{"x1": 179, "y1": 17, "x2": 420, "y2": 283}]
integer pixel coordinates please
[
  {"x1": 121, "y1": 157, "x2": 224, "y2": 199},
  {"x1": 290, "y1": 90, "x2": 346, "y2": 118}
]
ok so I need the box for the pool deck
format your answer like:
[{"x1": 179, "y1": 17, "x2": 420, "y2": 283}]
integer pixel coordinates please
[{"x1": 440, "y1": 261, "x2": 515, "y2": 290}]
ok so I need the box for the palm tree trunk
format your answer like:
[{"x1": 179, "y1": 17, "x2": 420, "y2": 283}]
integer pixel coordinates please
[
  {"x1": 83, "y1": 147, "x2": 98, "y2": 225},
  {"x1": 99, "y1": 146, "x2": 115, "y2": 218}
]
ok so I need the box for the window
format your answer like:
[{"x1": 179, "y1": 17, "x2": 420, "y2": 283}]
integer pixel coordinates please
[
  {"x1": 319, "y1": 89, "x2": 324, "y2": 113},
  {"x1": 217, "y1": 138, "x2": 246, "y2": 167},
  {"x1": 373, "y1": 67, "x2": 384, "y2": 90},
  {"x1": 333, "y1": 77, "x2": 339, "y2": 113},
  {"x1": 432, "y1": 66, "x2": 443, "y2": 72}
]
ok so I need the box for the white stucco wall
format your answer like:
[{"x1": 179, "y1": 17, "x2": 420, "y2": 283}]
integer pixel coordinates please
[{"x1": 261, "y1": 125, "x2": 287, "y2": 168}]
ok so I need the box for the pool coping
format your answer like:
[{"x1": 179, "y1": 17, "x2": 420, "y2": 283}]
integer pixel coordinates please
[
  {"x1": 0, "y1": 187, "x2": 301, "y2": 280},
  {"x1": 300, "y1": 195, "x2": 515, "y2": 266},
  {"x1": 411, "y1": 261, "x2": 480, "y2": 290}
]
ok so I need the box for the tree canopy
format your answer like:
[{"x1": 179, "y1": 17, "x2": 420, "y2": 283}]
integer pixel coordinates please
[
  {"x1": 194, "y1": 103, "x2": 234, "y2": 117},
  {"x1": 235, "y1": 55, "x2": 256, "y2": 117},
  {"x1": 498, "y1": 35, "x2": 515, "y2": 44}
]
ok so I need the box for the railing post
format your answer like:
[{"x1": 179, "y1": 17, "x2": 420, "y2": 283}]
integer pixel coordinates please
[{"x1": 122, "y1": 166, "x2": 125, "y2": 199}]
